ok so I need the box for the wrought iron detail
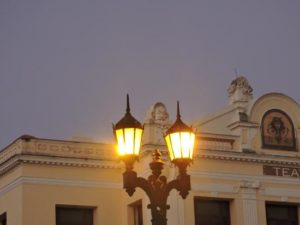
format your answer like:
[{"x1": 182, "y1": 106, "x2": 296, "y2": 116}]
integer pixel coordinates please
[{"x1": 122, "y1": 149, "x2": 191, "y2": 225}]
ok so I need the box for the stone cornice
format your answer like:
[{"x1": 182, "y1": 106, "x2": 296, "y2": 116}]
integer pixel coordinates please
[
  {"x1": 0, "y1": 153, "x2": 122, "y2": 177},
  {"x1": 0, "y1": 137, "x2": 118, "y2": 163},
  {"x1": 0, "y1": 137, "x2": 121, "y2": 177},
  {"x1": 195, "y1": 150, "x2": 300, "y2": 166}
]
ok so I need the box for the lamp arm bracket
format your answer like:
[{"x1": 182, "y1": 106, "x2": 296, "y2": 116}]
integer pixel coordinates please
[
  {"x1": 166, "y1": 174, "x2": 191, "y2": 199},
  {"x1": 135, "y1": 176, "x2": 152, "y2": 197}
]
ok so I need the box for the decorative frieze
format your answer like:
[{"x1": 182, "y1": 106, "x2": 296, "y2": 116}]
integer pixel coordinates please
[
  {"x1": 0, "y1": 137, "x2": 120, "y2": 177},
  {"x1": 21, "y1": 138, "x2": 117, "y2": 160}
]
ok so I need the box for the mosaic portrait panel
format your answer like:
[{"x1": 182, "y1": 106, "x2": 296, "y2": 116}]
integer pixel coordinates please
[{"x1": 261, "y1": 109, "x2": 296, "y2": 150}]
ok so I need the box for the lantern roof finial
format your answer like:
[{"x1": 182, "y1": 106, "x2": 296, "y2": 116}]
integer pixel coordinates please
[
  {"x1": 176, "y1": 101, "x2": 181, "y2": 119},
  {"x1": 113, "y1": 94, "x2": 143, "y2": 130},
  {"x1": 126, "y1": 94, "x2": 130, "y2": 114},
  {"x1": 165, "y1": 101, "x2": 192, "y2": 135}
]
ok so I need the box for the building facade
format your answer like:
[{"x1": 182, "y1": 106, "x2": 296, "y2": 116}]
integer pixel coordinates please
[{"x1": 1, "y1": 76, "x2": 300, "y2": 225}]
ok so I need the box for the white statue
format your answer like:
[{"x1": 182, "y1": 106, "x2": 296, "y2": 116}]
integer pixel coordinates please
[
  {"x1": 144, "y1": 102, "x2": 171, "y2": 145},
  {"x1": 228, "y1": 76, "x2": 253, "y2": 104}
]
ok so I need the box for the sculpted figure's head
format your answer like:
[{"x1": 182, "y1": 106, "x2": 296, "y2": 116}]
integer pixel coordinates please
[
  {"x1": 145, "y1": 102, "x2": 170, "y2": 124},
  {"x1": 152, "y1": 103, "x2": 169, "y2": 122}
]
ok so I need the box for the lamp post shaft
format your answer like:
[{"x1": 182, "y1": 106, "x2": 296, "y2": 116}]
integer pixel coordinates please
[
  {"x1": 150, "y1": 209, "x2": 167, "y2": 225},
  {"x1": 122, "y1": 150, "x2": 190, "y2": 225}
]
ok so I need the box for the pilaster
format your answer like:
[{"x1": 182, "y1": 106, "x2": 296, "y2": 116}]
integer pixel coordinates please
[{"x1": 239, "y1": 181, "x2": 260, "y2": 225}]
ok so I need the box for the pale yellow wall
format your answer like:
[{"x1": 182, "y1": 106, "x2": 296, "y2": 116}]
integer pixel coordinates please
[
  {"x1": 0, "y1": 167, "x2": 24, "y2": 225},
  {"x1": 22, "y1": 184, "x2": 124, "y2": 225},
  {"x1": 0, "y1": 162, "x2": 127, "y2": 225},
  {"x1": 19, "y1": 163, "x2": 125, "y2": 225},
  {"x1": 196, "y1": 109, "x2": 236, "y2": 135},
  {"x1": 191, "y1": 158, "x2": 262, "y2": 176},
  {"x1": 21, "y1": 163, "x2": 122, "y2": 183},
  {"x1": 0, "y1": 185, "x2": 22, "y2": 225}
]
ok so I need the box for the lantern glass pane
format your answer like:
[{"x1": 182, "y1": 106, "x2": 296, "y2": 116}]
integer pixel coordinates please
[
  {"x1": 124, "y1": 128, "x2": 135, "y2": 155},
  {"x1": 165, "y1": 135, "x2": 174, "y2": 160},
  {"x1": 116, "y1": 128, "x2": 143, "y2": 157},
  {"x1": 170, "y1": 133, "x2": 181, "y2": 159},
  {"x1": 134, "y1": 128, "x2": 143, "y2": 155},
  {"x1": 189, "y1": 133, "x2": 195, "y2": 158},
  {"x1": 180, "y1": 132, "x2": 191, "y2": 158},
  {"x1": 166, "y1": 131, "x2": 195, "y2": 160},
  {"x1": 116, "y1": 129, "x2": 126, "y2": 156}
]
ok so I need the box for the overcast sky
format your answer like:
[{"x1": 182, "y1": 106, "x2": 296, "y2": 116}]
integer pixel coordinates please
[{"x1": 0, "y1": 0, "x2": 300, "y2": 148}]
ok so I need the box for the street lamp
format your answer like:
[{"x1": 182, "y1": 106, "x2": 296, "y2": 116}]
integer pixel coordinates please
[{"x1": 113, "y1": 95, "x2": 195, "y2": 225}]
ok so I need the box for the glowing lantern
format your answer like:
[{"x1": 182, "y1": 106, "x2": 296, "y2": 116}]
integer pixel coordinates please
[
  {"x1": 165, "y1": 101, "x2": 195, "y2": 163},
  {"x1": 113, "y1": 95, "x2": 143, "y2": 158}
]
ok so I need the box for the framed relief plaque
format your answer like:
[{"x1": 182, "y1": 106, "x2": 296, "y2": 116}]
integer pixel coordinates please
[{"x1": 261, "y1": 109, "x2": 296, "y2": 150}]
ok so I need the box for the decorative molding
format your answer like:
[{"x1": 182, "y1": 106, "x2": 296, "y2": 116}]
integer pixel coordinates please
[
  {"x1": 198, "y1": 132, "x2": 239, "y2": 139},
  {"x1": 20, "y1": 155, "x2": 121, "y2": 168},
  {"x1": 198, "y1": 138, "x2": 234, "y2": 151},
  {"x1": 0, "y1": 138, "x2": 117, "y2": 163},
  {"x1": 0, "y1": 140, "x2": 23, "y2": 165},
  {"x1": 249, "y1": 92, "x2": 300, "y2": 120},
  {"x1": 192, "y1": 183, "x2": 236, "y2": 193},
  {"x1": 240, "y1": 180, "x2": 260, "y2": 189},
  {"x1": 0, "y1": 176, "x2": 122, "y2": 197},
  {"x1": 189, "y1": 171, "x2": 300, "y2": 186},
  {"x1": 263, "y1": 187, "x2": 300, "y2": 198},
  {"x1": 23, "y1": 139, "x2": 117, "y2": 160},
  {"x1": 197, "y1": 133, "x2": 238, "y2": 152},
  {"x1": 0, "y1": 138, "x2": 121, "y2": 176},
  {"x1": 239, "y1": 181, "x2": 260, "y2": 200},
  {"x1": 0, "y1": 156, "x2": 21, "y2": 177},
  {"x1": 191, "y1": 171, "x2": 300, "y2": 201},
  {"x1": 194, "y1": 150, "x2": 300, "y2": 166},
  {"x1": 199, "y1": 136, "x2": 235, "y2": 144},
  {"x1": 227, "y1": 121, "x2": 259, "y2": 130},
  {"x1": 0, "y1": 154, "x2": 122, "y2": 178}
]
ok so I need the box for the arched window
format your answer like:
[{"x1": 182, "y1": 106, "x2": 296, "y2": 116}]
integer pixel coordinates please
[{"x1": 261, "y1": 109, "x2": 296, "y2": 150}]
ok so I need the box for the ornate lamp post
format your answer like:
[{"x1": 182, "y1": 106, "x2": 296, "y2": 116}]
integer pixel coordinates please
[{"x1": 113, "y1": 95, "x2": 195, "y2": 225}]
